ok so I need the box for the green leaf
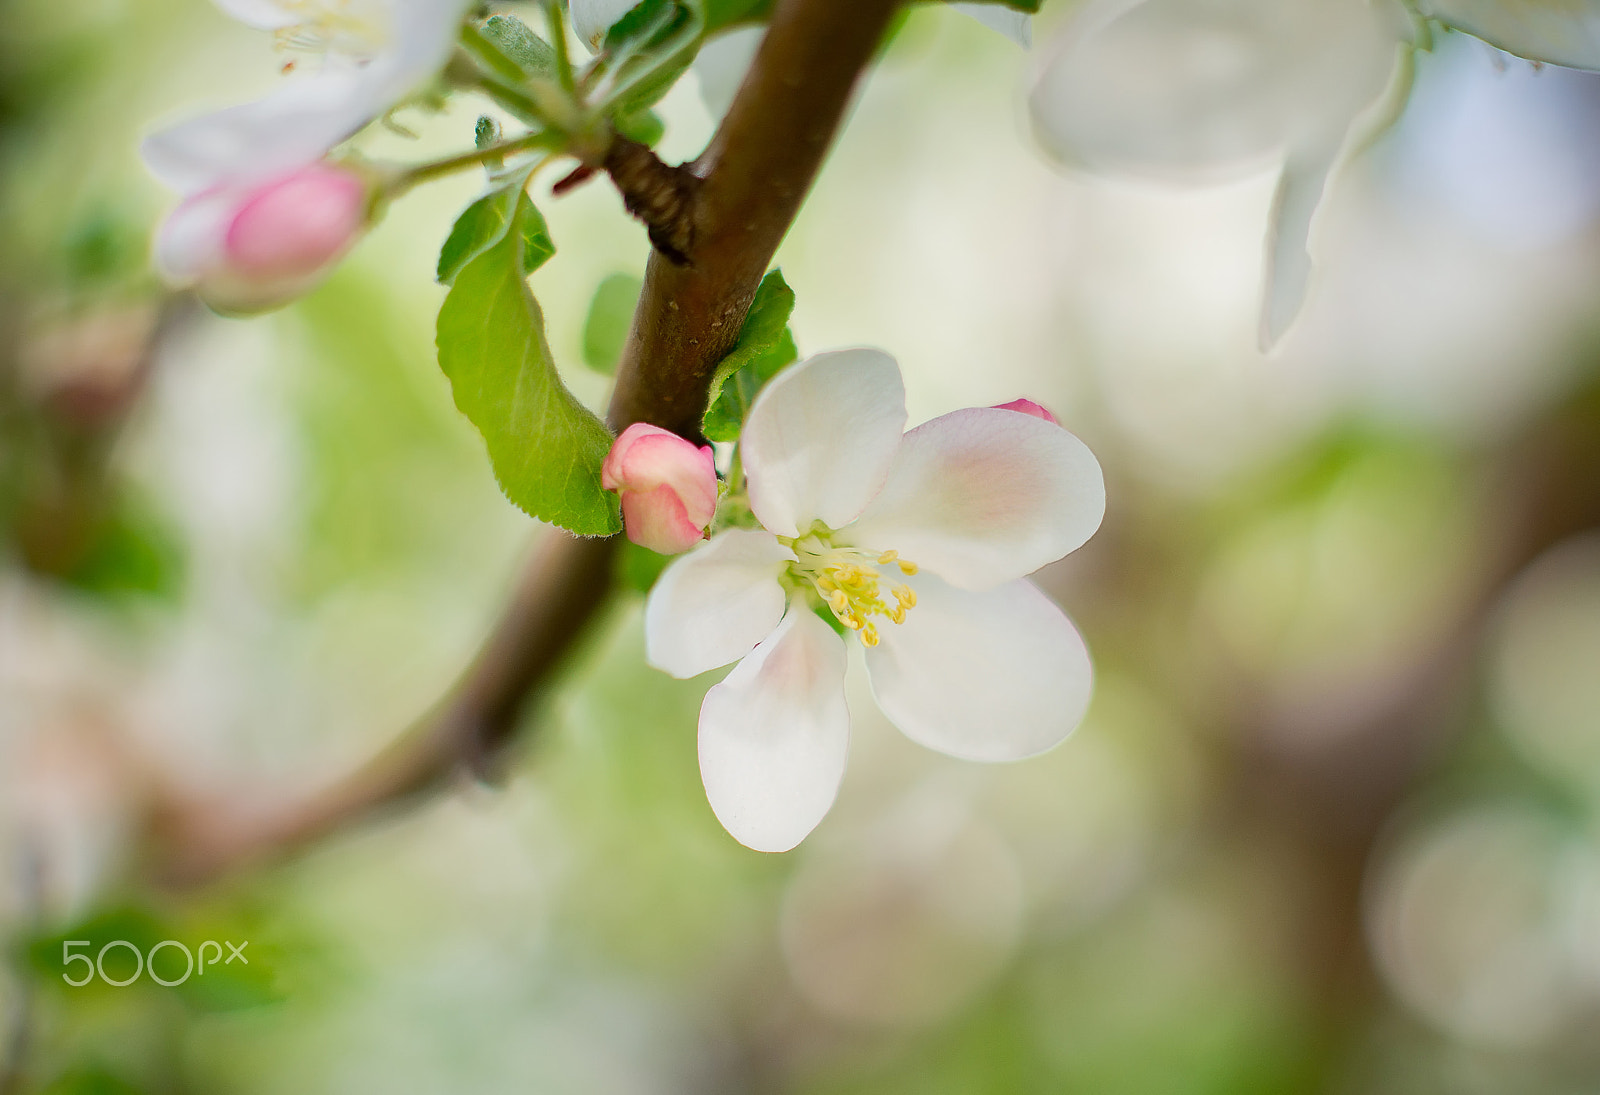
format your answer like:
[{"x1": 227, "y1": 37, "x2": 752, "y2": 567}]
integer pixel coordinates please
[
  {"x1": 702, "y1": 269, "x2": 798, "y2": 442},
  {"x1": 705, "y1": 0, "x2": 771, "y2": 32},
  {"x1": 582, "y1": 273, "x2": 643, "y2": 374},
  {"x1": 436, "y1": 178, "x2": 555, "y2": 286},
  {"x1": 600, "y1": 0, "x2": 705, "y2": 115},
  {"x1": 481, "y1": 13, "x2": 557, "y2": 79},
  {"x1": 614, "y1": 106, "x2": 666, "y2": 147},
  {"x1": 436, "y1": 190, "x2": 621, "y2": 536},
  {"x1": 615, "y1": 539, "x2": 673, "y2": 594}
]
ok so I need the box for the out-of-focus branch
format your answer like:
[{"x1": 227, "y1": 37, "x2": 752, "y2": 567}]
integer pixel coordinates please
[{"x1": 152, "y1": 0, "x2": 903, "y2": 884}]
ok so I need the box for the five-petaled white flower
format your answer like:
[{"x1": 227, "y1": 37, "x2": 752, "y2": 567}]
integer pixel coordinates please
[
  {"x1": 142, "y1": 0, "x2": 470, "y2": 306},
  {"x1": 645, "y1": 349, "x2": 1106, "y2": 852}
]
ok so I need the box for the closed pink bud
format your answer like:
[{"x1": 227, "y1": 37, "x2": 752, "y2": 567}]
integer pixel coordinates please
[
  {"x1": 992, "y1": 397, "x2": 1059, "y2": 425},
  {"x1": 154, "y1": 163, "x2": 371, "y2": 314},
  {"x1": 603, "y1": 423, "x2": 719, "y2": 554}
]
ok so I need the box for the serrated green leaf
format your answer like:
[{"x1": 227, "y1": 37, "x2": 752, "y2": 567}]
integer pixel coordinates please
[
  {"x1": 582, "y1": 273, "x2": 643, "y2": 374},
  {"x1": 436, "y1": 178, "x2": 555, "y2": 286},
  {"x1": 702, "y1": 269, "x2": 798, "y2": 442},
  {"x1": 481, "y1": 13, "x2": 557, "y2": 79},
  {"x1": 437, "y1": 191, "x2": 620, "y2": 536}
]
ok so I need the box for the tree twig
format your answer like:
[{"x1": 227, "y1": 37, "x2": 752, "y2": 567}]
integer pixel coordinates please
[{"x1": 152, "y1": 0, "x2": 903, "y2": 884}]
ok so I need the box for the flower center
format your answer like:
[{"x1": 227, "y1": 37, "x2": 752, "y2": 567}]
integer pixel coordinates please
[
  {"x1": 781, "y1": 525, "x2": 919, "y2": 648},
  {"x1": 272, "y1": 0, "x2": 390, "y2": 62}
]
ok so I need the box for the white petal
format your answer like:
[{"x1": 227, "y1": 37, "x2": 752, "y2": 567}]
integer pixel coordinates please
[
  {"x1": 152, "y1": 187, "x2": 237, "y2": 283},
  {"x1": 1260, "y1": 141, "x2": 1338, "y2": 348},
  {"x1": 386, "y1": 0, "x2": 475, "y2": 84},
  {"x1": 1420, "y1": 0, "x2": 1600, "y2": 71},
  {"x1": 699, "y1": 607, "x2": 850, "y2": 852},
  {"x1": 952, "y1": 3, "x2": 1032, "y2": 48},
  {"x1": 742, "y1": 349, "x2": 908, "y2": 538},
  {"x1": 1029, "y1": 0, "x2": 1403, "y2": 183},
  {"x1": 571, "y1": 0, "x2": 641, "y2": 50},
  {"x1": 866, "y1": 575, "x2": 1092, "y2": 762},
  {"x1": 848, "y1": 408, "x2": 1104, "y2": 591},
  {"x1": 694, "y1": 25, "x2": 763, "y2": 122},
  {"x1": 141, "y1": 71, "x2": 374, "y2": 192},
  {"x1": 645, "y1": 529, "x2": 793, "y2": 679},
  {"x1": 211, "y1": 0, "x2": 299, "y2": 28}
]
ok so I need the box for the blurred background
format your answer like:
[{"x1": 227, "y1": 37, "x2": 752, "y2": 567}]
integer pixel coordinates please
[{"x1": 3, "y1": 1, "x2": 1600, "y2": 1091}]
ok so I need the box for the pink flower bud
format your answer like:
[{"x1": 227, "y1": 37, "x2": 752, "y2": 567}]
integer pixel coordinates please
[
  {"x1": 992, "y1": 397, "x2": 1059, "y2": 425},
  {"x1": 154, "y1": 163, "x2": 371, "y2": 314},
  {"x1": 603, "y1": 423, "x2": 719, "y2": 554}
]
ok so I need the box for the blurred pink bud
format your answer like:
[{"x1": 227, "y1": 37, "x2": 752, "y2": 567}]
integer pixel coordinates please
[
  {"x1": 992, "y1": 398, "x2": 1059, "y2": 425},
  {"x1": 154, "y1": 163, "x2": 371, "y2": 314},
  {"x1": 603, "y1": 423, "x2": 718, "y2": 554}
]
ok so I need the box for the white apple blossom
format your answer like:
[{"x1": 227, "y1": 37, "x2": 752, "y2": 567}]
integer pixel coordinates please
[
  {"x1": 1030, "y1": 0, "x2": 1600, "y2": 348},
  {"x1": 142, "y1": 0, "x2": 470, "y2": 230},
  {"x1": 645, "y1": 349, "x2": 1106, "y2": 852},
  {"x1": 1031, "y1": 0, "x2": 1411, "y2": 348}
]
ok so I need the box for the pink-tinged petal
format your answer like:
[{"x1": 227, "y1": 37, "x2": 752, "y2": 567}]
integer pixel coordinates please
[
  {"x1": 620, "y1": 487, "x2": 705, "y2": 555},
  {"x1": 991, "y1": 398, "x2": 1058, "y2": 424},
  {"x1": 742, "y1": 349, "x2": 908, "y2": 538},
  {"x1": 699, "y1": 607, "x2": 850, "y2": 852},
  {"x1": 865, "y1": 574, "x2": 1092, "y2": 762},
  {"x1": 848, "y1": 407, "x2": 1105, "y2": 591},
  {"x1": 605, "y1": 424, "x2": 719, "y2": 554},
  {"x1": 645, "y1": 529, "x2": 793, "y2": 678},
  {"x1": 225, "y1": 164, "x2": 367, "y2": 277}
]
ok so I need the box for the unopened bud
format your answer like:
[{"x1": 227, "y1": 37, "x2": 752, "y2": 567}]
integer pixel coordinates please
[
  {"x1": 991, "y1": 397, "x2": 1059, "y2": 425},
  {"x1": 602, "y1": 423, "x2": 718, "y2": 554},
  {"x1": 155, "y1": 163, "x2": 371, "y2": 314}
]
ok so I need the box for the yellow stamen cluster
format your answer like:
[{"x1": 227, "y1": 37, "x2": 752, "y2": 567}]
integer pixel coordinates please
[{"x1": 786, "y1": 532, "x2": 919, "y2": 648}]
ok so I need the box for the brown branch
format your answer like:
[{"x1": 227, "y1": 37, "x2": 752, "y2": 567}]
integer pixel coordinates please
[{"x1": 151, "y1": 0, "x2": 903, "y2": 884}]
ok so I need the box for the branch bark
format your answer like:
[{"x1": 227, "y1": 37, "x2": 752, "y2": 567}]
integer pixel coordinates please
[{"x1": 152, "y1": 0, "x2": 902, "y2": 884}]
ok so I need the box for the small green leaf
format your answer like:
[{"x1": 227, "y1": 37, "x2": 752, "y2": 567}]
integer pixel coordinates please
[
  {"x1": 705, "y1": 0, "x2": 771, "y2": 32},
  {"x1": 582, "y1": 273, "x2": 643, "y2": 374},
  {"x1": 702, "y1": 269, "x2": 799, "y2": 442},
  {"x1": 600, "y1": 0, "x2": 705, "y2": 115},
  {"x1": 614, "y1": 107, "x2": 666, "y2": 147},
  {"x1": 481, "y1": 13, "x2": 557, "y2": 79},
  {"x1": 616, "y1": 539, "x2": 673, "y2": 594},
  {"x1": 437, "y1": 191, "x2": 621, "y2": 536},
  {"x1": 437, "y1": 178, "x2": 555, "y2": 286}
]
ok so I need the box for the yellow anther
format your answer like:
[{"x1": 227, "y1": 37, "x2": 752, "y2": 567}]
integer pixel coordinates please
[
  {"x1": 842, "y1": 614, "x2": 864, "y2": 631},
  {"x1": 861, "y1": 623, "x2": 880, "y2": 647},
  {"x1": 898, "y1": 561, "x2": 918, "y2": 576},
  {"x1": 888, "y1": 604, "x2": 906, "y2": 625},
  {"x1": 877, "y1": 550, "x2": 899, "y2": 565},
  {"x1": 828, "y1": 589, "x2": 848, "y2": 615},
  {"x1": 894, "y1": 585, "x2": 917, "y2": 609}
]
